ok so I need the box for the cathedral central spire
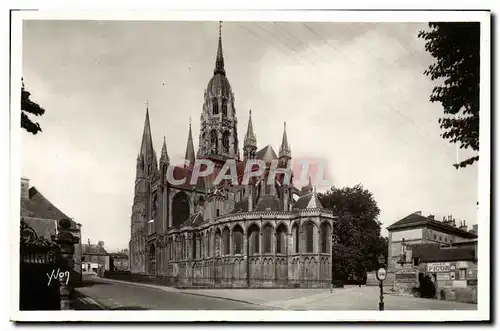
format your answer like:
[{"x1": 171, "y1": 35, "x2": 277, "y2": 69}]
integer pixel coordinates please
[{"x1": 214, "y1": 21, "x2": 225, "y2": 76}]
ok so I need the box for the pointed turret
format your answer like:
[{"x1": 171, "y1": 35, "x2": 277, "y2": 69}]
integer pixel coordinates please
[
  {"x1": 184, "y1": 118, "x2": 196, "y2": 168},
  {"x1": 243, "y1": 109, "x2": 257, "y2": 159},
  {"x1": 279, "y1": 122, "x2": 291, "y2": 158},
  {"x1": 279, "y1": 122, "x2": 291, "y2": 168},
  {"x1": 214, "y1": 21, "x2": 225, "y2": 76},
  {"x1": 160, "y1": 136, "x2": 170, "y2": 165},
  {"x1": 140, "y1": 106, "x2": 154, "y2": 157}
]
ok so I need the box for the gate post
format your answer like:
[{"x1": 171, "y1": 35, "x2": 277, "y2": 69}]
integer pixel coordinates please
[{"x1": 53, "y1": 218, "x2": 79, "y2": 310}]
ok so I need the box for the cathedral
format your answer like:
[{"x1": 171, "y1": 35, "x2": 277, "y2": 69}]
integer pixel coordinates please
[{"x1": 129, "y1": 24, "x2": 335, "y2": 288}]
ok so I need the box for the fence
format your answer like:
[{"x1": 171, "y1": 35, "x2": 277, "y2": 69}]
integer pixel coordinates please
[{"x1": 19, "y1": 219, "x2": 79, "y2": 310}]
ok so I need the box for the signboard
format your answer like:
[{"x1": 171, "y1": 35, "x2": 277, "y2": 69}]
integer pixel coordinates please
[
  {"x1": 436, "y1": 273, "x2": 450, "y2": 281},
  {"x1": 467, "y1": 279, "x2": 478, "y2": 286},
  {"x1": 376, "y1": 268, "x2": 387, "y2": 281},
  {"x1": 427, "y1": 262, "x2": 451, "y2": 273},
  {"x1": 395, "y1": 270, "x2": 418, "y2": 283}
]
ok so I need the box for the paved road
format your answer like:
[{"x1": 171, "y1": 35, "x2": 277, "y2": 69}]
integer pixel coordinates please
[
  {"x1": 75, "y1": 276, "x2": 476, "y2": 311},
  {"x1": 75, "y1": 276, "x2": 272, "y2": 310}
]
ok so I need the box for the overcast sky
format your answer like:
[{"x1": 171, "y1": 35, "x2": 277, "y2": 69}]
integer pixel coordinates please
[{"x1": 21, "y1": 20, "x2": 479, "y2": 251}]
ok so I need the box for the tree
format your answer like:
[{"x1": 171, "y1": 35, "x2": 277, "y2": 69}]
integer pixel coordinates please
[
  {"x1": 418, "y1": 22, "x2": 480, "y2": 169},
  {"x1": 21, "y1": 79, "x2": 45, "y2": 134},
  {"x1": 319, "y1": 184, "x2": 386, "y2": 283}
]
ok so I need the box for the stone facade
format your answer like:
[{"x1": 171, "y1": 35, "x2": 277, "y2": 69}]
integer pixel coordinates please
[{"x1": 129, "y1": 25, "x2": 335, "y2": 288}]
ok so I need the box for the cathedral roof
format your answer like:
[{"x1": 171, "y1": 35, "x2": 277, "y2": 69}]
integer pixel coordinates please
[
  {"x1": 255, "y1": 145, "x2": 278, "y2": 162},
  {"x1": 230, "y1": 199, "x2": 250, "y2": 214},
  {"x1": 254, "y1": 194, "x2": 281, "y2": 212},
  {"x1": 292, "y1": 190, "x2": 323, "y2": 210}
]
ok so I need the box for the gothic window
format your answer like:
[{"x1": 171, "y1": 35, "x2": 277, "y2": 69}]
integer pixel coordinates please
[
  {"x1": 152, "y1": 193, "x2": 158, "y2": 220},
  {"x1": 210, "y1": 130, "x2": 218, "y2": 154},
  {"x1": 276, "y1": 224, "x2": 287, "y2": 254},
  {"x1": 265, "y1": 184, "x2": 271, "y2": 195},
  {"x1": 172, "y1": 192, "x2": 190, "y2": 227},
  {"x1": 292, "y1": 223, "x2": 299, "y2": 253},
  {"x1": 223, "y1": 227, "x2": 230, "y2": 255},
  {"x1": 320, "y1": 222, "x2": 331, "y2": 254},
  {"x1": 192, "y1": 235, "x2": 197, "y2": 260},
  {"x1": 263, "y1": 224, "x2": 273, "y2": 253},
  {"x1": 212, "y1": 99, "x2": 219, "y2": 115},
  {"x1": 233, "y1": 225, "x2": 243, "y2": 255},
  {"x1": 248, "y1": 224, "x2": 260, "y2": 255},
  {"x1": 222, "y1": 131, "x2": 230, "y2": 154},
  {"x1": 305, "y1": 222, "x2": 315, "y2": 253},
  {"x1": 149, "y1": 244, "x2": 156, "y2": 264},
  {"x1": 148, "y1": 164, "x2": 151, "y2": 175},
  {"x1": 222, "y1": 99, "x2": 228, "y2": 117},
  {"x1": 207, "y1": 231, "x2": 211, "y2": 257},
  {"x1": 215, "y1": 229, "x2": 222, "y2": 257}
]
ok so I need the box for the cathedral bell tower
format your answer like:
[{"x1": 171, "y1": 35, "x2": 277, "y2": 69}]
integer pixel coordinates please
[{"x1": 197, "y1": 21, "x2": 240, "y2": 166}]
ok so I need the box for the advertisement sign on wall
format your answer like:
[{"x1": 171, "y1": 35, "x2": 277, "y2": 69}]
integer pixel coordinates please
[{"x1": 427, "y1": 262, "x2": 451, "y2": 273}]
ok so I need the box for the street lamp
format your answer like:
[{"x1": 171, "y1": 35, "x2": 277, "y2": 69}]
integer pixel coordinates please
[{"x1": 376, "y1": 254, "x2": 387, "y2": 311}]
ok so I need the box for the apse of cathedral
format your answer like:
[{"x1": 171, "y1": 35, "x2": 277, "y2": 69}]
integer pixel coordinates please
[{"x1": 129, "y1": 23, "x2": 335, "y2": 288}]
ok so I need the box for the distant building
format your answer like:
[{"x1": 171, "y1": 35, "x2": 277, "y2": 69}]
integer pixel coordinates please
[
  {"x1": 20, "y1": 177, "x2": 82, "y2": 285},
  {"x1": 386, "y1": 211, "x2": 478, "y2": 303},
  {"x1": 387, "y1": 211, "x2": 477, "y2": 270},
  {"x1": 110, "y1": 249, "x2": 129, "y2": 271},
  {"x1": 82, "y1": 240, "x2": 110, "y2": 276}
]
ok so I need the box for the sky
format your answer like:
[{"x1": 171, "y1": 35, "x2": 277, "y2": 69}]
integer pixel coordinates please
[{"x1": 21, "y1": 20, "x2": 479, "y2": 252}]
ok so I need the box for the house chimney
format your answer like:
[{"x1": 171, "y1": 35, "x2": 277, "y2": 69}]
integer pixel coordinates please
[
  {"x1": 414, "y1": 211, "x2": 422, "y2": 216},
  {"x1": 459, "y1": 221, "x2": 467, "y2": 232},
  {"x1": 88, "y1": 238, "x2": 91, "y2": 245},
  {"x1": 428, "y1": 214, "x2": 435, "y2": 220},
  {"x1": 471, "y1": 224, "x2": 478, "y2": 234},
  {"x1": 21, "y1": 177, "x2": 30, "y2": 200}
]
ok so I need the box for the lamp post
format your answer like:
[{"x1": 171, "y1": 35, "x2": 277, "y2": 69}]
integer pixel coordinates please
[{"x1": 376, "y1": 254, "x2": 387, "y2": 311}]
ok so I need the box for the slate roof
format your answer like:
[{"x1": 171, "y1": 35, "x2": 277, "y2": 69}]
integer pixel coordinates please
[
  {"x1": 230, "y1": 199, "x2": 250, "y2": 214},
  {"x1": 292, "y1": 191, "x2": 324, "y2": 210},
  {"x1": 22, "y1": 217, "x2": 58, "y2": 241},
  {"x1": 82, "y1": 244, "x2": 109, "y2": 256},
  {"x1": 255, "y1": 145, "x2": 278, "y2": 162},
  {"x1": 21, "y1": 186, "x2": 79, "y2": 231},
  {"x1": 254, "y1": 195, "x2": 281, "y2": 212},
  {"x1": 387, "y1": 212, "x2": 477, "y2": 239},
  {"x1": 410, "y1": 243, "x2": 476, "y2": 263}
]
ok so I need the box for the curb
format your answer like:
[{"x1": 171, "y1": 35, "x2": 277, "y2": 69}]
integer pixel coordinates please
[{"x1": 74, "y1": 289, "x2": 107, "y2": 309}]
